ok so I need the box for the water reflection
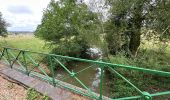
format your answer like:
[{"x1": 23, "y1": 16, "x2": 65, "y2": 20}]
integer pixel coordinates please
[{"x1": 55, "y1": 62, "x2": 111, "y2": 97}]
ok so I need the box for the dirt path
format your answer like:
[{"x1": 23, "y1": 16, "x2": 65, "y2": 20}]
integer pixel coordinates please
[
  {"x1": 0, "y1": 62, "x2": 27, "y2": 100},
  {"x1": 0, "y1": 75, "x2": 27, "y2": 100}
]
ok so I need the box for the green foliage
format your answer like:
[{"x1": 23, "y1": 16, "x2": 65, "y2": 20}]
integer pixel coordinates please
[
  {"x1": 111, "y1": 80, "x2": 137, "y2": 98},
  {"x1": 109, "y1": 46, "x2": 170, "y2": 71},
  {"x1": 0, "y1": 12, "x2": 8, "y2": 37},
  {"x1": 0, "y1": 35, "x2": 50, "y2": 62},
  {"x1": 26, "y1": 88, "x2": 49, "y2": 100},
  {"x1": 108, "y1": 43, "x2": 170, "y2": 98},
  {"x1": 35, "y1": 0, "x2": 100, "y2": 57},
  {"x1": 105, "y1": 0, "x2": 170, "y2": 55}
]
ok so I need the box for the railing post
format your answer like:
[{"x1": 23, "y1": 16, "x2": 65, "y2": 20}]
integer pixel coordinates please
[
  {"x1": 11, "y1": 51, "x2": 22, "y2": 68},
  {"x1": 99, "y1": 65, "x2": 104, "y2": 100},
  {"x1": 49, "y1": 56, "x2": 56, "y2": 87},
  {"x1": 22, "y1": 51, "x2": 29, "y2": 75},
  {"x1": 5, "y1": 48, "x2": 12, "y2": 68},
  {"x1": 0, "y1": 48, "x2": 5, "y2": 60}
]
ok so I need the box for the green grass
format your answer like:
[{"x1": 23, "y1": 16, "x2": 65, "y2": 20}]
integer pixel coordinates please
[
  {"x1": 108, "y1": 43, "x2": 170, "y2": 99},
  {"x1": 0, "y1": 35, "x2": 51, "y2": 61},
  {"x1": 0, "y1": 35, "x2": 50, "y2": 53},
  {"x1": 26, "y1": 88, "x2": 49, "y2": 100}
]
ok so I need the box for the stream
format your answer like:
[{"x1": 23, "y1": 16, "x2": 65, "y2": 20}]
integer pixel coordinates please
[{"x1": 55, "y1": 62, "x2": 111, "y2": 97}]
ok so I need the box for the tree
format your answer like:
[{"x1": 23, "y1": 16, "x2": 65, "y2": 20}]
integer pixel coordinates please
[
  {"x1": 0, "y1": 12, "x2": 8, "y2": 37},
  {"x1": 105, "y1": 0, "x2": 170, "y2": 56},
  {"x1": 35, "y1": 0, "x2": 99, "y2": 57}
]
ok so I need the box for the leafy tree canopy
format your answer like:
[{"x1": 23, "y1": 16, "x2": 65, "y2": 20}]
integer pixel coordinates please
[
  {"x1": 105, "y1": 0, "x2": 170, "y2": 56},
  {"x1": 0, "y1": 12, "x2": 8, "y2": 37},
  {"x1": 35, "y1": 0, "x2": 100, "y2": 57}
]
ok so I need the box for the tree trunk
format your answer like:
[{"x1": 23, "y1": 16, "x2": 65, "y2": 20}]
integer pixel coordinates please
[
  {"x1": 128, "y1": 1, "x2": 144, "y2": 56},
  {"x1": 129, "y1": 31, "x2": 141, "y2": 56}
]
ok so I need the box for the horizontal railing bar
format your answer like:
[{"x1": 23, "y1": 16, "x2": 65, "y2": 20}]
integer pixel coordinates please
[
  {"x1": 112, "y1": 91, "x2": 170, "y2": 100},
  {"x1": 112, "y1": 95, "x2": 142, "y2": 100},
  {"x1": 2, "y1": 47, "x2": 170, "y2": 77},
  {"x1": 1, "y1": 47, "x2": 170, "y2": 100},
  {"x1": 150, "y1": 91, "x2": 170, "y2": 97}
]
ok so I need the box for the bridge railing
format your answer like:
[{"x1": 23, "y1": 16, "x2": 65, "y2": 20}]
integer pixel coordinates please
[{"x1": 0, "y1": 47, "x2": 170, "y2": 100}]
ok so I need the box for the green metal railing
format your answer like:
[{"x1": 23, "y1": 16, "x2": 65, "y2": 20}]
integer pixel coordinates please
[{"x1": 0, "y1": 47, "x2": 170, "y2": 100}]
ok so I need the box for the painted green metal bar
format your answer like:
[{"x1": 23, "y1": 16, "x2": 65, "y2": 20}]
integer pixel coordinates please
[
  {"x1": 11, "y1": 63, "x2": 142, "y2": 100},
  {"x1": 109, "y1": 67, "x2": 143, "y2": 94},
  {"x1": 49, "y1": 56, "x2": 56, "y2": 86},
  {"x1": 99, "y1": 66, "x2": 104, "y2": 100},
  {"x1": 25, "y1": 53, "x2": 38, "y2": 66},
  {"x1": 5, "y1": 48, "x2": 12, "y2": 67},
  {"x1": 3, "y1": 47, "x2": 170, "y2": 77},
  {"x1": 58, "y1": 64, "x2": 96, "y2": 81},
  {"x1": 22, "y1": 51, "x2": 29, "y2": 75},
  {"x1": 150, "y1": 91, "x2": 170, "y2": 97},
  {"x1": 15, "y1": 66, "x2": 98, "y2": 100},
  {"x1": 113, "y1": 91, "x2": 170, "y2": 100},
  {"x1": 112, "y1": 95, "x2": 142, "y2": 100},
  {"x1": 54, "y1": 58, "x2": 89, "y2": 89},
  {"x1": 27, "y1": 64, "x2": 40, "y2": 75},
  {"x1": 59, "y1": 64, "x2": 96, "y2": 82},
  {"x1": 0, "y1": 48, "x2": 5, "y2": 60},
  {"x1": 1, "y1": 47, "x2": 103, "y2": 98},
  {"x1": 25, "y1": 53, "x2": 50, "y2": 78},
  {"x1": 55, "y1": 64, "x2": 96, "y2": 82},
  {"x1": 60, "y1": 75, "x2": 71, "y2": 81},
  {"x1": 1, "y1": 47, "x2": 170, "y2": 100},
  {"x1": 0, "y1": 48, "x2": 9, "y2": 64},
  {"x1": 76, "y1": 64, "x2": 96, "y2": 74},
  {"x1": 53, "y1": 57, "x2": 72, "y2": 74},
  {"x1": 11, "y1": 51, "x2": 22, "y2": 67},
  {"x1": 25, "y1": 53, "x2": 43, "y2": 74},
  {"x1": 0, "y1": 52, "x2": 10, "y2": 65},
  {"x1": 74, "y1": 77, "x2": 89, "y2": 90},
  {"x1": 53, "y1": 57, "x2": 97, "y2": 98},
  {"x1": 73, "y1": 76, "x2": 98, "y2": 98},
  {"x1": 7, "y1": 49, "x2": 25, "y2": 70},
  {"x1": 38, "y1": 66, "x2": 50, "y2": 79}
]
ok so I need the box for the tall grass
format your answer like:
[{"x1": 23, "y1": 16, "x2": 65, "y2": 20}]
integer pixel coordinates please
[
  {"x1": 108, "y1": 42, "x2": 170, "y2": 99},
  {"x1": 0, "y1": 35, "x2": 50, "y2": 53},
  {"x1": 0, "y1": 35, "x2": 51, "y2": 61}
]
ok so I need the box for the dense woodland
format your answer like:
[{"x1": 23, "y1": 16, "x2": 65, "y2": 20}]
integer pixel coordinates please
[{"x1": 0, "y1": 0, "x2": 170, "y2": 99}]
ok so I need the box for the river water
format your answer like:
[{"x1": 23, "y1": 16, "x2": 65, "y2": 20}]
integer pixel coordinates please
[{"x1": 55, "y1": 62, "x2": 112, "y2": 97}]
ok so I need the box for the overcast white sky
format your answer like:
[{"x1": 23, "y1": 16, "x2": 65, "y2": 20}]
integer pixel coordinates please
[
  {"x1": 0, "y1": 0, "x2": 104, "y2": 32},
  {"x1": 0, "y1": 0, "x2": 50, "y2": 32}
]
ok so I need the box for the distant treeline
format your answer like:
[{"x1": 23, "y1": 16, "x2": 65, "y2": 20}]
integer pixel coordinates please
[{"x1": 8, "y1": 31, "x2": 33, "y2": 35}]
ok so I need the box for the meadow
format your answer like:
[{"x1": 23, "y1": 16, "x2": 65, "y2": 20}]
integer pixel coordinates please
[{"x1": 0, "y1": 34, "x2": 50, "y2": 53}]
